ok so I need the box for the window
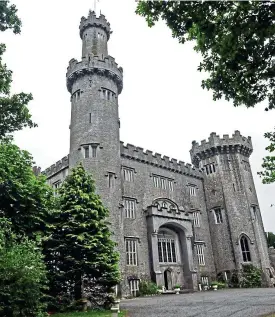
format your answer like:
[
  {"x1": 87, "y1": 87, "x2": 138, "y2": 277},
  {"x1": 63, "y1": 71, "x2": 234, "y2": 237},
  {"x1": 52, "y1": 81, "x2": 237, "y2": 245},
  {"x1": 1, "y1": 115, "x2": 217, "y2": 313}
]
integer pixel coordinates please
[
  {"x1": 91, "y1": 145, "x2": 97, "y2": 158},
  {"x1": 129, "y1": 279, "x2": 139, "y2": 297},
  {"x1": 214, "y1": 208, "x2": 223, "y2": 224},
  {"x1": 201, "y1": 276, "x2": 209, "y2": 286},
  {"x1": 72, "y1": 89, "x2": 81, "y2": 102},
  {"x1": 123, "y1": 168, "x2": 134, "y2": 182},
  {"x1": 152, "y1": 175, "x2": 173, "y2": 191},
  {"x1": 157, "y1": 233, "x2": 177, "y2": 263},
  {"x1": 205, "y1": 163, "x2": 216, "y2": 175},
  {"x1": 193, "y1": 211, "x2": 200, "y2": 227},
  {"x1": 53, "y1": 180, "x2": 61, "y2": 196},
  {"x1": 189, "y1": 186, "x2": 196, "y2": 196},
  {"x1": 240, "y1": 236, "x2": 251, "y2": 262},
  {"x1": 124, "y1": 199, "x2": 136, "y2": 218},
  {"x1": 101, "y1": 87, "x2": 116, "y2": 101},
  {"x1": 107, "y1": 173, "x2": 115, "y2": 188},
  {"x1": 126, "y1": 239, "x2": 137, "y2": 266},
  {"x1": 168, "y1": 180, "x2": 174, "y2": 191},
  {"x1": 89, "y1": 113, "x2": 92, "y2": 123},
  {"x1": 196, "y1": 244, "x2": 205, "y2": 266},
  {"x1": 84, "y1": 146, "x2": 89, "y2": 158},
  {"x1": 251, "y1": 205, "x2": 257, "y2": 220}
]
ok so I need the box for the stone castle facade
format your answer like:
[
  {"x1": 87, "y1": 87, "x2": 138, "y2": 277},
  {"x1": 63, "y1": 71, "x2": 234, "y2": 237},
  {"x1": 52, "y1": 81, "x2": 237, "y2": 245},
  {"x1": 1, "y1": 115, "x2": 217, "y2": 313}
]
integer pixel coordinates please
[{"x1": 42, "y1": 11, "x2": 274, "y2": 295}]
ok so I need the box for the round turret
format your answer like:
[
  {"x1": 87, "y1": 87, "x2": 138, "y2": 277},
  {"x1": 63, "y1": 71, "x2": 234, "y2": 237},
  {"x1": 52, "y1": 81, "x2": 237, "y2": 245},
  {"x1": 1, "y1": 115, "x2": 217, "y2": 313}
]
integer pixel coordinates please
[{"x1": 190, "y1": 131, "x2": 253, "y2": 168}]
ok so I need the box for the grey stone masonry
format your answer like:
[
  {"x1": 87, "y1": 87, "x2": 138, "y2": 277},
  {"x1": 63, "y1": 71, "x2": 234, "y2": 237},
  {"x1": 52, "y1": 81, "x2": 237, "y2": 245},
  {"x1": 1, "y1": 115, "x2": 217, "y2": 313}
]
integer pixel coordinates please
[{"x1": 42, "y1": 12, "x2": 274, "y2": 296}]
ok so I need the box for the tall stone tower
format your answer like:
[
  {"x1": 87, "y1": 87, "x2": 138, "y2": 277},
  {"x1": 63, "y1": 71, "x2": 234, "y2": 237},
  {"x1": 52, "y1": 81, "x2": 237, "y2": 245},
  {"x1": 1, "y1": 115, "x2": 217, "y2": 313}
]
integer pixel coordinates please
[
  {"x1": 66, "y1": 11, "x2": 123, "y2": 245},
  {"x1": 190, "y1": 131, "x2": 271, "y2": 284}
]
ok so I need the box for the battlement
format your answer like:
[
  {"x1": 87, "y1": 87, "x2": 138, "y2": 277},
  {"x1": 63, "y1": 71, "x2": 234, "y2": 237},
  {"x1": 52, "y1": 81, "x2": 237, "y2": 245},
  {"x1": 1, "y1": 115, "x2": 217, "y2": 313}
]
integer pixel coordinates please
[
  {"x1": 120, "y1": 141, "x2": 203, "y2": 179},
  {"x1": 42, "y1": 155, "x2": 69, "y2": 178},
  {"x1": 66, "y1": 55, "x2": 123, "y2": 94},
  {"x1": 80, "y1": 11, "x2": 111, "y2": 40},
  {"x1": 190, "y1": 131, "x2": 253, "y2": 167}
]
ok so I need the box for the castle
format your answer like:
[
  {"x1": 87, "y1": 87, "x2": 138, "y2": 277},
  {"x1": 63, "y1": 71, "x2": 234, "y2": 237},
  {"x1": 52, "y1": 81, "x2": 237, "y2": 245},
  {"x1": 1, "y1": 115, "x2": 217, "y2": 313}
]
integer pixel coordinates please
[{"x1": 42, "y1": 11, "x2": 273, "y2": 295}]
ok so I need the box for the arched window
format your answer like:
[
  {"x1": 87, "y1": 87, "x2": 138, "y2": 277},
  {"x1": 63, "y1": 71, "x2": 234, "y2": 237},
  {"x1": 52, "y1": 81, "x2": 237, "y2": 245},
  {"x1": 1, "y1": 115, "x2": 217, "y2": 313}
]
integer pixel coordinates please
[
  {"x1": 157, "y1": 231, "x2": 177, "y2": 263},
  {"x1": 240, "y1": 236, "x2": 251, "y2": 262}
]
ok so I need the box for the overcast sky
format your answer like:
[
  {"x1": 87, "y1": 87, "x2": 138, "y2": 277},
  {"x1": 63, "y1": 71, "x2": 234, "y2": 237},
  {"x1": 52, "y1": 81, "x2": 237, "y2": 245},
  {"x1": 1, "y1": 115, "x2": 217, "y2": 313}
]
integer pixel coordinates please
[{"x1": 2, "y1": 0, "x2": 275, "y2": 231}]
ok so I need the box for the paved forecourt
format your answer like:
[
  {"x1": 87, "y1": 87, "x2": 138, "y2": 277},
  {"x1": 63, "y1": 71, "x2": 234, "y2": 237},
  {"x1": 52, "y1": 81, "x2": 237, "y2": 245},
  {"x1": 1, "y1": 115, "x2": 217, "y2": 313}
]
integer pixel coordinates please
[{"x1": 121, "y1": 288, "x2": 275, "y2": 317}]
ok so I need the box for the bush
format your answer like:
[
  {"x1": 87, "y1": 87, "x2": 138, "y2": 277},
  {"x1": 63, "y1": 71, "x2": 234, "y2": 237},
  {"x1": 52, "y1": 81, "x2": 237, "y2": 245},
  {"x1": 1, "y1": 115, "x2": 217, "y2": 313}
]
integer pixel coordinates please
[
  {"x1": 239, "y1": 264, "x2": 262, "y2": 288},
  {"x1": 0, "y1": 219, "x2": 48, "y2": 317},
  {"x1": 139, "y1": 280, "x2": 158, "y2": 296}
]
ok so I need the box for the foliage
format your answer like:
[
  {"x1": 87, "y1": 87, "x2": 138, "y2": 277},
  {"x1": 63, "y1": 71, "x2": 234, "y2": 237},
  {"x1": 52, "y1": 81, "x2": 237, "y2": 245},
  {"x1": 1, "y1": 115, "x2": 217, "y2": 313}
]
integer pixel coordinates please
[
  {"x1": 45, "y1": 164, "x2": 120, "y2": 312},
  {"x1": 173, "y1": 284, "x2": 181, "y2": 289},
  {"x1": 0, "y1": 0, "x2": 36, "y2": 140},
  {"x1": 136, "y1": 1, "x2": 275, "y2": 184},
  {"x1": 239, "y1": 264, "x2": 262, "y2": 288},
  {"x1": 0, "y1": 218, "x2": 48, "y2": 317},
  {"x1": 216, "y1": 282, "x2": 226, "y2": 289},
  {"x1": 210, "y1": 281, "x2": 218, "y2": 286},
  {"x1": 258, "y1": 131, "x2": 275, "y2": 184},
  {"x1": 53, "y1": 310, "x2": 126, "y2": 317},
  {"x1": 139, "y1": 280, "x2": 158, "y2": 296},
  {"x1": 267, "y1": 232, "x2": 275, "y2": 248},
  {"x1": 0, "y1": 141, "x2": 54, "y2": 238}
]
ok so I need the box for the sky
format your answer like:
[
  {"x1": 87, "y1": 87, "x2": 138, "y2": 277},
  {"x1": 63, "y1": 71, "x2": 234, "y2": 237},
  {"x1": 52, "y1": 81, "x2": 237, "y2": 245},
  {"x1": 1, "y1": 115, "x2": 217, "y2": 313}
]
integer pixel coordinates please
[{"x1": 2, "y1": 0, "x2": 275, "y2": 231}]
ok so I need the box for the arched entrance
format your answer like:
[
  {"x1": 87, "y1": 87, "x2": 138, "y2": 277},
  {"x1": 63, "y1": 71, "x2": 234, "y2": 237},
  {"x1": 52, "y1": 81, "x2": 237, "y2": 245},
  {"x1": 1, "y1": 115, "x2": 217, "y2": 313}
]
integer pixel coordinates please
[{"x1": 164, "y1": 269, "x2": 172, "y2": 290}]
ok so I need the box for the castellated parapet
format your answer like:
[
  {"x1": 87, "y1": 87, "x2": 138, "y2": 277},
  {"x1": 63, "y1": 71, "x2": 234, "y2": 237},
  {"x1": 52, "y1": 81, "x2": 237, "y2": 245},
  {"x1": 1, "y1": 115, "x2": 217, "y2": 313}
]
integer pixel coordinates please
[
  {"x1": 66, "y1": 56, "x2": 123, "y2": 94},
  {"x1": 42, "y1": 155, "x2": 69, "y2": 177},
  {"x1": 120, "y1": 141, "x2": 203, "y2": 179},
  {"x1": 80, "y1": 11, "x2": 111, "y2": 40},
  {"x1": 190, "y1": 130, "x2": 253, "y2": 167}
]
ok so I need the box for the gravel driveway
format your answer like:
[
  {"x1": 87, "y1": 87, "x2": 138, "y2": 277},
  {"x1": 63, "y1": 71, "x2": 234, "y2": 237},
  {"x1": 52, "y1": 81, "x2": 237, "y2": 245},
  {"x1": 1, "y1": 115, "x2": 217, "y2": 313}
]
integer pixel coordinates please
[{"x1": 121, "y1": 288, "x2": 275, "y2": 317}]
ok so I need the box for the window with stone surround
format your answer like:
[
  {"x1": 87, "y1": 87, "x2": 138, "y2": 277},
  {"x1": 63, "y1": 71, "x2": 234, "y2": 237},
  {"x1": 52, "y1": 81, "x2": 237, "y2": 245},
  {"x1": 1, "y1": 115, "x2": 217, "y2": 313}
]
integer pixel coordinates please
[
  {"x1": 189, "y1": 185, "x2": 197, "y2": 196},
  {"x1": 123, "y1": 167, "x2": 134, "y2": 182},
  {"x1": 213, "y1": 208, "x2": 223, "y2": 224},
  {"x1": 240, "y1": 236, "x2": 251, "y2": 262},
  {"x1": 157, "y1": 232, "x2": 177, "y2": 263},
  {"x1": 82, "y1": 144, "x2": 98, "y2": 159},
  {"x1": 196, "y1": 244, "x2": 205, "y2": 266},
  {"x1": 126, "y1": 239, "x2": 138, "y2": 266},
  {"x1": 100, "y1": 87, "x2": 116, "y2": 101},
  {"x1": 53, "y1": 180, "x2": 61, "y2": 196},
  {"x1": 250, "y1": 205, "x2": 257, "y2": 220},
  {"x1": 84, "y1": 146, "x2": 89, "y2": 158},
  {"x1": 107, "y1": 172, "x2": 115, "y2": 188},
  {"x1": 124, "y1": 198, "x2": 136, "y2": 219},
  {"x1": 91, "y1": 144, "x2": 98, "y2": 157},
  {"x1": 152, "y1": 174, "x2": 173, "y2": 191},
  {"x1": 129, "y1": 279, "x2": 139, "y2": 297},
  {"x1": 193, "y1": 211, "x2": 200, "y2": 227},
  {"x1": 204, "y1": 163, "x2": 216, "y2": 175}
]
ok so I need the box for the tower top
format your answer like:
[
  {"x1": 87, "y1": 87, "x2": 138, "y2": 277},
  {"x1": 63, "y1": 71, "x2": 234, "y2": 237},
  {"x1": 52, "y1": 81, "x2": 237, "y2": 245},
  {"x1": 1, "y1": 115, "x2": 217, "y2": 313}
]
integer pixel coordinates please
[
  {"x1": 190, "y1": 131, "x2": 253, "y2": 167},
  {"x1": 79, "y1": 10, "x2": 112, "y2": 40}
]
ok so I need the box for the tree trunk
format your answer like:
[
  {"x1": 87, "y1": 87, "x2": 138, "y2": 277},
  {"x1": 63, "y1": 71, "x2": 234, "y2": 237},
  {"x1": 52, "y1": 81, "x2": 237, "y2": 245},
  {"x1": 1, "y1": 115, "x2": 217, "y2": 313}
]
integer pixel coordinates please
[{"x1": 74, "y1": 271, "x2": 83, "y2": 301}]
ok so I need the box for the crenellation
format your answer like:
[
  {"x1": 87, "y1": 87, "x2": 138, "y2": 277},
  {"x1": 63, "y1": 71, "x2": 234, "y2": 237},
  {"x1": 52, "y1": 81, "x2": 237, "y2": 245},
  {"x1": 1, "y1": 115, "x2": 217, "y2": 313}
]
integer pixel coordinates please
[
  {"x1": 190, "y1": 131, "x2": 253, "y2": 166},
  {"x1": 120, "y1": 141, "x2": 202, "y2": 178},
  {"x1": 42, "y1": 155, "x2": 69, "y2": 177}
]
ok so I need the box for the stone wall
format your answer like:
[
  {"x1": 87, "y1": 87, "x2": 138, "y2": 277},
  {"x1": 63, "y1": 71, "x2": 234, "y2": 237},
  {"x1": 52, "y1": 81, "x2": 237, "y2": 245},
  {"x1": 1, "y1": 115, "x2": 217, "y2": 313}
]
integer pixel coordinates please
[{"x1": 269, "y1": 247, "x2": 275, "y2": 269}]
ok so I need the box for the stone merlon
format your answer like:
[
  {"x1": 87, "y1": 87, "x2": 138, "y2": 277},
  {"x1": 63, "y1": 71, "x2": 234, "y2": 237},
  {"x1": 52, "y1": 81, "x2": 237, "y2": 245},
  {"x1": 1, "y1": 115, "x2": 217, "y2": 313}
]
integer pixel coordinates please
[
  {"x1": 42, "y1": 155, "x2": 69, "y2": 177},
  {"x1": 120, "y1": 141, "x2": 203, "y2": 179},
  {"x1": 190, "y1": 131, "x2": 253, "y2": 167},
  {"x1": 66, "y1": 55, "x2": 123, "y2": 94},
  {"x1": 80, "y1": 11, "x2": 112, "y2": 40}
]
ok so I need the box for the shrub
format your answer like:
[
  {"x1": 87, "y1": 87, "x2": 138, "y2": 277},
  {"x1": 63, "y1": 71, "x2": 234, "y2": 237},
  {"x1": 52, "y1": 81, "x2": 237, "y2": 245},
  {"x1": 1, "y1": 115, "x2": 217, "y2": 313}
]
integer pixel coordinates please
[
  {"x1": 139, "y1": 280, "x2": 158, "y2": 296},
  {"x1": 0, "y1": 219, "x2": 48, "y2": 317},
  {"x1": 239, "y1": 264, "x2": 262, "y2": 288}
]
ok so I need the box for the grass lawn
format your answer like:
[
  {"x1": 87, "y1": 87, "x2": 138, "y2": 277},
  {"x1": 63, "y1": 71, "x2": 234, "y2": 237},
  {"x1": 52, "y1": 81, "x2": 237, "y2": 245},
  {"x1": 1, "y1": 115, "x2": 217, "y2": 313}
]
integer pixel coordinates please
[{"x1": 53, "y1": 310, "x2": 126, "y2": 317}]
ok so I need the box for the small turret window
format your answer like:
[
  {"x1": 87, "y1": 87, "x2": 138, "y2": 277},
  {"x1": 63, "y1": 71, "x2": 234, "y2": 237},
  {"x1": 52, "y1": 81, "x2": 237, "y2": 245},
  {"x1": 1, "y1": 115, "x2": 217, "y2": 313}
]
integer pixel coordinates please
[
  {"x1": 213, "y1": 208, "x2": 223, "y2": 224},
  {"x1": 101, "y1": 88, "x2": 116, "y2": 102},
  {"x1": 205, "y1": 163, "x2": 216, "y2": 175}
]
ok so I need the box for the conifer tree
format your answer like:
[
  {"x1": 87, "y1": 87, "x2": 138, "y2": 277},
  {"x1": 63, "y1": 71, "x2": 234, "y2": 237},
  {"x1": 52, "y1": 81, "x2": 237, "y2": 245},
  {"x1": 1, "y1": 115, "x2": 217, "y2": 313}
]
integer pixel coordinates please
[{"x1": 45, "y1": 164, "x2": 120, "y2": 309}]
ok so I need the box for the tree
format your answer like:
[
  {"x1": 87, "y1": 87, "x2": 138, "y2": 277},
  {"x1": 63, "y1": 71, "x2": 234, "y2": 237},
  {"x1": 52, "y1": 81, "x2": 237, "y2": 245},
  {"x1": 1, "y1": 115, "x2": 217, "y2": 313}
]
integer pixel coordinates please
[
  {"x1": 0, "y1": 141, "x2": 54, "y2": 238},
  {"x1": 0, "y1": 0, "x2": 36, "y2": 140},
  {"x1": 267, "y1": 232, "x2": 275, "y2": 248},
  {"x1": 0, "y1": 218, "x2": 48, "y2": 317},
  {"x1": 45, "y1": 164, "x2": 120, "y2": 311},
  {"x1": 136, "y1": 1, "x2": 275, "y2": 183}
]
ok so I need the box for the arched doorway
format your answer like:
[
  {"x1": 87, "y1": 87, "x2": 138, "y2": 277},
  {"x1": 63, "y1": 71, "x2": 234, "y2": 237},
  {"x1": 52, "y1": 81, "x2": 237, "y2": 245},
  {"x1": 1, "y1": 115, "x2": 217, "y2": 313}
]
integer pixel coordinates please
[{"x1": 164, "y1": 269, "x2": 172, "y2": 290}]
